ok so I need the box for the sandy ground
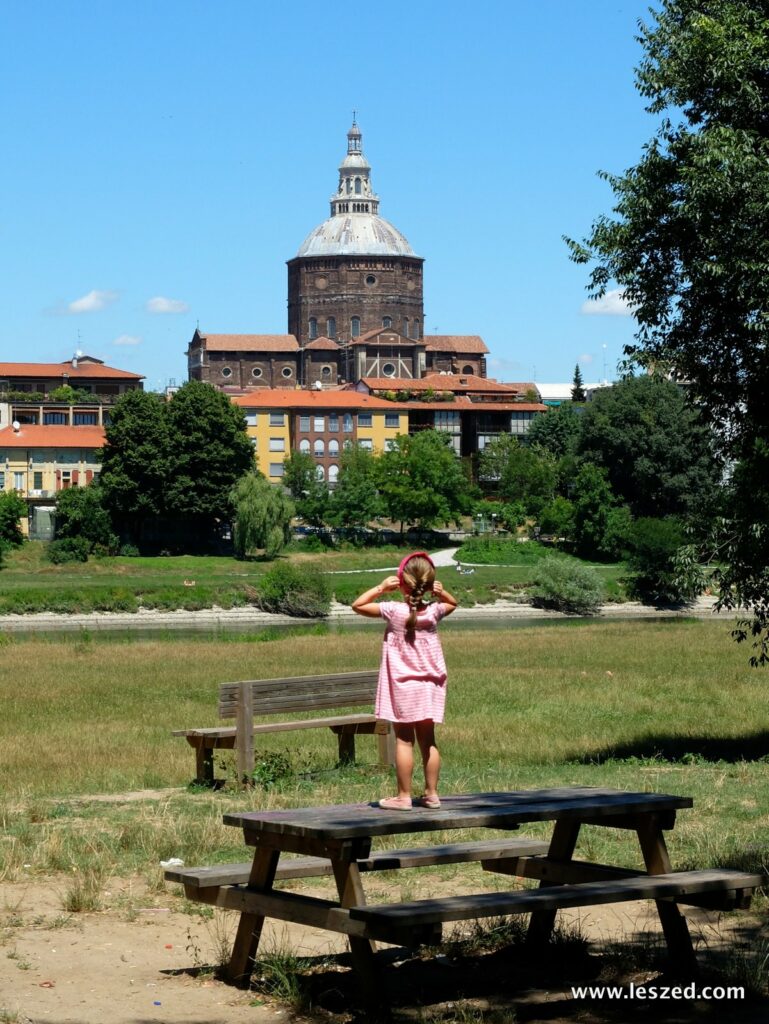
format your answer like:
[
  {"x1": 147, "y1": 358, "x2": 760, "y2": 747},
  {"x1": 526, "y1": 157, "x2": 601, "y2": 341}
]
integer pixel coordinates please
[{"x1": 2, "y1": 866, "x2": 766, "y2": 1024}]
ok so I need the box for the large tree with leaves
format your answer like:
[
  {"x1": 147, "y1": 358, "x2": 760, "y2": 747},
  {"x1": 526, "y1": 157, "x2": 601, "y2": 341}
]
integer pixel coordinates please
[
  {"x1": 231, "y1": 471, "x2": 294, "y2": 559},
  {"x1": 567, "y1": 0, "x2": 769, "y2": 661},
  {"x1": 329, "y1": 443, "x2": 383, "y2": 529}
]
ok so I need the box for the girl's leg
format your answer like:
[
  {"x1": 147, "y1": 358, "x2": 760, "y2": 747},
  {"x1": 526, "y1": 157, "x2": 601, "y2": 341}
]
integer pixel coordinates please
[
  {"x1": 414, "y1": 720, "x2": 440, "y2": 799},
  {"x1": 393, "y1": 723, "x2": 416, "y2": 799}
]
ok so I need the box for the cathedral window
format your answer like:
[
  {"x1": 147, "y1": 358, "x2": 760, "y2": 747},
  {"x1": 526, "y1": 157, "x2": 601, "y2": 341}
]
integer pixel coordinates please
[
  {"x1": 351, "y1": 317, "x2": 361, "y2": 337},
  {"x1": 382, "y1": 317, "x2": 392, "y2": 328},
  {"x1": 282, "y1": 366, "x2": 293, "y2": 378},
  {"x1": 366, "y1": 275, "x2": 376, "y2": 286},
  {"x1": 402, "y1": 317, "x2": 409, "y2": 335},
  {"x1": 327, "y1": 317, "x2": 336, "y2": 338},
  {"x1": 309, "y1": 318, "x2": 318, "y2": 340},
  {"x1": 382, "y1": 362, "x2": 396, "y2": 377},
  {"x1": 413, "y1": 319, "x2": 421, "y2": 339},
  {"x1": 462, "y1": 364, "x2": 474, "y2": 374},
  {"x1": 355, "y1": 178, "x2": 362, "y2": 195},
  {"x1": 321, "y1": 365, "x2": 332, "y2": 378},
  {"x1": 221, "y1": 366, "x2": 232, "y2": 378},
  {"x1": 251, "y1": 367, "x2": 263, "y2": 378}
]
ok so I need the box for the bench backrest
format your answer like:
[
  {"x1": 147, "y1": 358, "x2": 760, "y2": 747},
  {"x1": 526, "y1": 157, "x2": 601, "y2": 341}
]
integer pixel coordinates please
[{"x1": 218, "y1": 670, "x2": 379, "y2": 720}]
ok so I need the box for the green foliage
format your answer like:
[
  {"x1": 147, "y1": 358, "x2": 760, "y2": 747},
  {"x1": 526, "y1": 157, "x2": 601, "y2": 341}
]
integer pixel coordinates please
[
  {"x1": 456, "y1": 537, "x2": 555, "y2": 565},
  {"x1": 282, "y1": 451, "x2": 330, "y2": 527},
  {"x1": 571, "y1": 464, "x2": 632, "y2": 561},
  {"x1": 47, "y1": 536, "x2": 91, "y2": 564},
  {"x1": 48, "y1": 385, "x2": 90, "y2": 403},
  {"x1": 568, "y1": 0, "x2": 768, "y2": 653},
  {"x1": 256, "y1": 562, "x2": 331, "y2": 617},
  {"x1": 479, "y1": 435, "x2": 556, "y2": 514},
  {"x1": 0, "y1": 491, "x2": 27, "y2": 549},
  {"x1": 499, "y1": 501, "x2": 528, "y2": 531},
  {"x1": 328, "y1": 443, "x2": 382, "y2": 528},
  {"x1": 54, "y1": 484, "x2": 117, "y2": 554},
  {"x1": 577, "y1": 375, "x2": 719, "y2": 520},
  {"x1": 530, "y1": 556, "x2": 604, "y2": 615},
  {"x1": 526, "y1": 403, "x2": 582, "y2": 458},
  {"x1": 250, "y1": 750, "x2": 293, "y2": 789},
  {"x1": 230, "y1": 472, "x2": 294, "y2": 560},
  {"x1": 378, "y1": 430, "x2": 472, "y2": 531},
  {"x1": 571, "y1": 364, "x2": 586, "y2": 402},
  {"x1": 537, "y1": 496, "x2": 575, "y2": 538},
  {"x1": 626, "y1": 516, "x2": 704, "y2": 605}
]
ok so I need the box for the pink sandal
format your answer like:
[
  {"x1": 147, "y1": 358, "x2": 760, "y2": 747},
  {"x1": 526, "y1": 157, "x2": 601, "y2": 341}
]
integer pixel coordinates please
[
  {"x1": 418, "y1": 795, "x2": 441, "y2": 809},
  {"x1": 378, "y1": 796, "x2": 413, "y2": 810}
]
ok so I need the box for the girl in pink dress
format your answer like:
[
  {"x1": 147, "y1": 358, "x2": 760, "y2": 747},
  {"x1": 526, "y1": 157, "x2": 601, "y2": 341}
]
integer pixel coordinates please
[{"x1": 352, "y1": 552, "x2": 458, "y2": 810}]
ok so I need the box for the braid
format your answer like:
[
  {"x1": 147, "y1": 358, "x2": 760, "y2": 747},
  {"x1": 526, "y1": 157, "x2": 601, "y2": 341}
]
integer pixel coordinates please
[{"x1": 401, "y1": 556, "x2": 435, "y2": 641}]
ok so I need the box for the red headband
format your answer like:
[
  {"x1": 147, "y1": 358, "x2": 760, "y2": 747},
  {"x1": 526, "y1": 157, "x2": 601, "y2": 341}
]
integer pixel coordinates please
[{"x1": 397, "y1": 551, "x2": 434, "y2": 584}]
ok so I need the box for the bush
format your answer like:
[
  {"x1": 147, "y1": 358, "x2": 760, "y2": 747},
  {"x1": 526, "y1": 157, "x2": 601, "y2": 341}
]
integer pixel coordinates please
[
  {"x1": 457, "y1": 537, "x2": 555, "y2": 565},
  {"x1": 256, "y1": 563, "x2": 331, "y2": 618},
  {"x1": 47, "y1": 537, "x2": 91, "y2": 564},
  {"x1": 119, "y1": 543, "x2": 141, "y2": 557},
  {"x1": 530, "y1": 556, "x2": 604, "y2": 615},
  {"x1": 626, "y1": 517, "x2": 704, "y2": 605}
]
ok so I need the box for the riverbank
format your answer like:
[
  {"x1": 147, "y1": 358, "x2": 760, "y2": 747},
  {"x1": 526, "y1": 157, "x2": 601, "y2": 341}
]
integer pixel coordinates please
[{"x1": 0, "y1": 595, "x2": 737, "y2": 633}]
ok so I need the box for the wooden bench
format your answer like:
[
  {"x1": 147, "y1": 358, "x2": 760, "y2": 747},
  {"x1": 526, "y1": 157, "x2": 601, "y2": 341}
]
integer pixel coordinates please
[
  {"x1": 173, "y1": 670, "x2": 394, "y2": 785},
  {"x1": 164, "y1": 837, "x2": 551, "y2": 890}
]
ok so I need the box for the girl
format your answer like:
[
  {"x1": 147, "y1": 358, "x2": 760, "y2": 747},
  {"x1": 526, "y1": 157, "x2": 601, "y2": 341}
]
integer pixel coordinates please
[{"x1": 352, "y1": 552, "x2": 458, "y2": 810}]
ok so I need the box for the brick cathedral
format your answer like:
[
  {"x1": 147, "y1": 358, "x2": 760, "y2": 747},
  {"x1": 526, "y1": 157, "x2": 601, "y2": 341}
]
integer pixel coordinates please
[{"x1": 187, "y1": 121, "x2": 489, "y2": 391}]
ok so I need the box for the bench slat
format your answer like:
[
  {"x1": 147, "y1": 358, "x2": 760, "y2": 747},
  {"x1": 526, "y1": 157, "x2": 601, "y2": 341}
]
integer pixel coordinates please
[
  {"x1": 164, "y1": 838, "x2": 551, "y2": 888},
  {"x1": 219, "y1": 672, "x2": 378, "y2": 718},
  {"x1": 349, "y1": 869, "x2": 765, "y2": 927}
]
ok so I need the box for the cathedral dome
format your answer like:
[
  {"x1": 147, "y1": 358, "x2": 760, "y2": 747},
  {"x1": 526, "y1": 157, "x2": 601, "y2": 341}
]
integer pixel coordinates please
[
  {"x1": 297, "y1": 213, "x2": 415, "y2": 257},
  {"x1": 296, "y1": 120, "x2": 417, "y2": 258}
]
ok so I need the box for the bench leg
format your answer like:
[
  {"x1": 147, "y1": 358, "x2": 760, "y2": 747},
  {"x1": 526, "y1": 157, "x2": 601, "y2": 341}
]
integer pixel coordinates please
[
  {"x1": 376, "y1": 722, "x2": 396, "y2": 766},
  {"x1": 337, "y1": 730, "x2": 356, "y2": 765},
  {"x1": 194, "y1": 742, "x2": 215, "y2": 787},
  {"x1": 526, "y1": 818, "x2": 581, "y2": 948},
  {"x1": 227, "y1": 847, "x2": 280, "y2": 986},
  {"x1": 636, "y1": 817, "x2": 698, "y2": 976}
]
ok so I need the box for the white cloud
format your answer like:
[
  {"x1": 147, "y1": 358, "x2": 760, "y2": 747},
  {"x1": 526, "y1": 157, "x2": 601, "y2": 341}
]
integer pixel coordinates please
[
  {"x1": 113, "y1": 334, "x2": 142, "y2": 346},
  {"x1": 580, "y1": 289, "x2": 633, "y2": 316},
  {"x1": 146, "y1": 295, "x2": 189, "y2": 314},
  {"x1": 67, "y1": 289, "x2": 120, "y2": 314},
  {"x1": 579, "y1": 353, "x2": 594, "y2": 364}
]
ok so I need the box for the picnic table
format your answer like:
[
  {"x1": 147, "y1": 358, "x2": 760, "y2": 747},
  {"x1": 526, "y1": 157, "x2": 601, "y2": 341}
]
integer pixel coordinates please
[{"x1": 166, "y1": 787, "x2": 762, "y2": 1004}]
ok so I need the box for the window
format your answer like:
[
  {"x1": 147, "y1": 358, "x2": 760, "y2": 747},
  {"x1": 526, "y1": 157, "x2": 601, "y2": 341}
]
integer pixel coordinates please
[
  {"x1": 462, "y1": 364, "x2": 474, "y2": 375},
  {"x1": 382, "y1": 316, "x2": 392, "y2": 328},
  {"x1": 314, "y1": 439, "x2": 325, "y2": 457},
  {"x1": 434, "y1": 410, "x2": 460, "y2": 431},
  {"x1": 358, "y1": 412, "x2": 372, "y2": 427},
  {"x1": 328, "y1": 439, "x2": 339, "y2": 455},
  {"x1": 313, "y1": 415, "x2": 325, "y2": 432},
  {"x1": 269, "y1": 438, "x2": 285, "y2": 452},
  {"x1": 0, "y1": 472, "x2": 4, "y2": 488},
  {"x1": 244, "y1": 410, "x2": 258, "y2": 426},
  {"x1": 382, "y1": 363, "x2": 396, "y2": 377},
  {"x1": 343, "y1": 413, "x2": 353, "y2": 432},
  {"x1": 309, "y1": 317, "x2": 318, "y2": 339},
  {"x1": 402, "y1": 317, "x2": 409, "y2": 336},
  {"x1": 358, "y1": 439, "x2": 373, "y2": 450},
  {"x1": 281, "y1": 366, "x2": 293, "y2": 378},
  {"x1": 316, "y1": 465, "x2": 325, "y2": 481},
  {"x1": 321, "y1": 365, "x2": 332, "y2": 378},
  {"x1": 44, "y1": 412, "x2": 66, "y2": 425},
  {"x1": 252, "y1": 367, "x2": 263, "y2": 378},
  {"x1": 33, "y1": 471, "x2": 43, "y2": 489},
  {"x1": 73, "y1": 412, "x2": 97, "y2": 425},
  {"x1": 14, "y1": 472, "x2": 24, "y2": 490},
  {"x1": 269, "y1": 462, "x2": 284, "y2": 478},
  {"x1": 299, "y1": 415, "x2": 310, "y2": 431},
  {"x1": 328, "y1": 464, "x2": 339, "y2": 484},
  {"x1": 269, "y1": 413, "x2": 285, "y2": 426},
  {"x1": 299, "y1": 438, "x2": 310, "y2": 453},
  {"x1": 351, "y1": 316, "x2": 361, "y2": 337},
  {"x1": 355, "y1": 178, "x2": 361, "y2": 194},
  {"x1": 384, "y1": 439, "x2": 396, "y2": 451},
  {"x1": 366, "y1": 275, "x2": 376, "y2": 286},
  {"x1": 413, "y1": 319, "x2": 421, "y2": 339},
  {"x1": 221, "y1": 367, "x2": 232, "y2": 378},
  {"x1": 327, "y1": 317, "x2": 336, "y2": 338},
  {"x1": 385, "y1": 413, "x2": 400, "y2": 428},
  {"x1": 328, "y1": 414, "x2": 339, "y2": 432}
]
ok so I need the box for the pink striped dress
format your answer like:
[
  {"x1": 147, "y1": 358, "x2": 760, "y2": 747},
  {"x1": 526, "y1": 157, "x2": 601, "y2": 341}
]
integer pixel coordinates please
[{"x1": 375, "y1": 601, "x2": 448, "y2": 723}]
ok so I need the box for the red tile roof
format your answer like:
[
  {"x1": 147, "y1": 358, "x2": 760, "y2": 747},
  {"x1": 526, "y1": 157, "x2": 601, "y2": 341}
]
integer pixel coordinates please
[
  {"x1": 0, "y1": 425, "x2": 106, "y2": 448},
  {"x1": 304, "y1": 337, "x2": 340, "y2": 350},
  {"x1": 0, "y1": 361, "x2": 143, "y2": 380},
  {"x1": 360, "y1": 373, "x2": 519, "y2": 394},
  {"x1": 196, "y1": 334, "x2": 299, "y2": 352},
  {"x1": 231, "y1": 389, "x2": 406, "y2": 411},
  {"x1": 397, "y1": 397, "x2": 546, "y2": 412},
  {"x1": 423, "y1": 335, "x2": 489, "y2": 354}
]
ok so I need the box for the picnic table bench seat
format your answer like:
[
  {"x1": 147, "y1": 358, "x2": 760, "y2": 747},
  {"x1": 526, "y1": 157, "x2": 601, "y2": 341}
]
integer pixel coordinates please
[{"x1": 173, "y1": 670, "x2": 393, "y2": 785}]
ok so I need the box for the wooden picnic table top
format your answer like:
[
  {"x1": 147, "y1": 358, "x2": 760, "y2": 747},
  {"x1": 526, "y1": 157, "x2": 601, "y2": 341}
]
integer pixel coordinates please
[{"x1": 223, "y1": 787, "x2": 694, "y2": 841}]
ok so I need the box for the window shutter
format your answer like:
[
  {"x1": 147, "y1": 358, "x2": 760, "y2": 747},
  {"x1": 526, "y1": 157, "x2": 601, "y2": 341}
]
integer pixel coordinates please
[{"x1": 72, "y1": 470, "x2": 79, "y2": 485}]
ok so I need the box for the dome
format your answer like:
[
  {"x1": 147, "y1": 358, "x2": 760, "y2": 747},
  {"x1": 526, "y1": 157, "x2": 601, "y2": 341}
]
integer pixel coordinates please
[{"x1": 297, "y1": 213, "x2": 416, "y2": 257}]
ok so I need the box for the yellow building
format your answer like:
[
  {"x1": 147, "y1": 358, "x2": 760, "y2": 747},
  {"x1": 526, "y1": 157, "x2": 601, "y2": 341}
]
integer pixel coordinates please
[{"x1": 232, "y1": 390, "x2": 407, "y2": 484}]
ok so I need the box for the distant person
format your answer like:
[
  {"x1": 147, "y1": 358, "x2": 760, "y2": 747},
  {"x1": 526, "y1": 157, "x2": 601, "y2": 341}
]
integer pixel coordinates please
[{"x1": 352, "y1": 552, "x2": 458, "y2": 810}]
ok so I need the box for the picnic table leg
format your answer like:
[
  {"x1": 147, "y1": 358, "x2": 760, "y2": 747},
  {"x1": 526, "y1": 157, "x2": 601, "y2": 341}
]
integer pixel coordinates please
[
  {"x1": 227, "y1": 846, "x2": 280, "y2": 986},
  {"x1": 526, "y1": 818, "x2": 581, "y2": 948},
  {"x1": 330, "y1": 852, "x2": 384, "y2": 1015},
  {"x1": 636, "y1": 816, "x2": 698, "y2": 976}
]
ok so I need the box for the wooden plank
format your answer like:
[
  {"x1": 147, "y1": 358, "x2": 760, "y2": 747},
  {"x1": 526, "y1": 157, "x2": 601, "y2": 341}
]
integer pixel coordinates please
[
  {"x1": 349, "y1": 870, "x2": 765, "y2": 928},
  {"x1": 235, "y1": 680, "x2": 254, "y2": 784},
  {"x1": 172, "y1": 728, "x2": 236, "y2": 739},
  {"x1": 223, "y1": 789, "x2": 694, "y2": 842},
  {"x1": 218, "y1": 671, "x2": 378, "y2": 719},
  {"x1": 226, "y1": 846, "x2": 279, "y2": 984},
  {"x1": 253, "y1": 714, "x2": 376, "y2": 734},
  {"x1": 164, "y1": 838, "x2": 552, "y2": 889}
]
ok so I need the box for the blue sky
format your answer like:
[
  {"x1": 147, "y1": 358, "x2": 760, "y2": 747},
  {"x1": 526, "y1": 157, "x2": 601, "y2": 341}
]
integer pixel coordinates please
[{"x1": 2, "y1": 0, "x2": 660, "y2": 390}]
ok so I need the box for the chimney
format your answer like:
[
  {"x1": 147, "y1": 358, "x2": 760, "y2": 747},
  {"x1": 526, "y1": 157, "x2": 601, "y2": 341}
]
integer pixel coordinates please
[{"x1": 72, "y1": 354, "x2": 78, "y2": 369}]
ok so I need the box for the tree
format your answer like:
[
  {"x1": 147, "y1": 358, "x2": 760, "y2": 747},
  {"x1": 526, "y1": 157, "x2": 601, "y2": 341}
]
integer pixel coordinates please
[
  {"x1": 377, "y1": 430, "x2": 472, "y2": 533},
  {"x1": 571, "y1": 463, "x2": 632, "y2": 561},
  {"x1": 0, "y1": 491, "x2": 27, "y2": 551},
  {"x1": 567, "y1": 0, "x2": 769, "y2": 658},
  {"x1": 526, "y1": 403, "x2": 582, "y2": 458},
  {"x1": 479, "y1": 435, "x2": 556, "y2": 515},
  {"x1": 571, "y1": 364, "x2": 586, "y2": 402},
  {"x1": 329, "y1": 443, "x2": 383, "y2": 529},
  {"x1": 576, "y1": 375, "x2": 720, "y2": 520},
  {"x1": 54, "y1": 484, "x2": 117, "y2": 553},
  {"x1": 282, "y1": 451, "x2": 330, "y2": 528},
  {"x1": 231, "y1": 472, "x2": 294, "y2": 559}
]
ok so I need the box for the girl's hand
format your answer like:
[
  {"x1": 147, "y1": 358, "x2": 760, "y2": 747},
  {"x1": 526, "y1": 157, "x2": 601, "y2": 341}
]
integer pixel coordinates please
[
  {"x1": 380, "y1": 575, "x2": 400, "y2": 593},
  {"x1": 433, "y1": 581, "x2": 444, "y2": 597}
]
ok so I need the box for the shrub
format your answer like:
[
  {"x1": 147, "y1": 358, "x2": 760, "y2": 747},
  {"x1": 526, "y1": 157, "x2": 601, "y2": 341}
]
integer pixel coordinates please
[
  {"x1": 0, "y1": 491, "x2": 27, "y2": 549},
  {"x1": 457, "y1": 537, "x2": 554, "y2": 565},
  {"x1": 256, "y1": 563, "x2": 331, "y2": 618},
  {"x1": 119, "y1": 543, "x2": 141, "y2": 557},
  {"x1": 530, "y1": 556, "x2": 604, "y2": 615},
  {"x1": 626, "y1": 517, "x2": 704, "y2": 605},
  {"x1": 47, "y1": 537, "x2": 91, "y2": 564}
]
